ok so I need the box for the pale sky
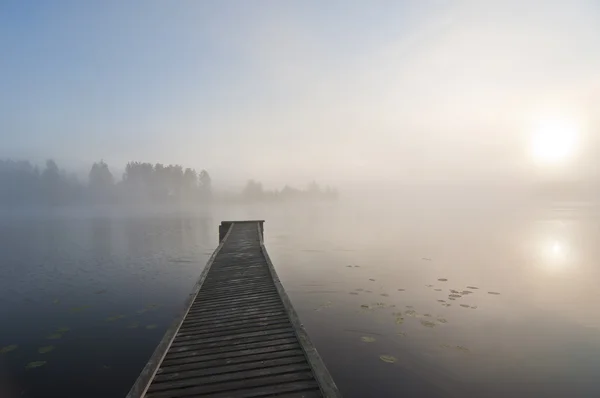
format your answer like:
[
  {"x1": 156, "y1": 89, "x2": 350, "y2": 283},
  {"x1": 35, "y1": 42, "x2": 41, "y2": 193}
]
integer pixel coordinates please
[{"x1": 1, "y1": 0, "x2": 599, "y2": 187}]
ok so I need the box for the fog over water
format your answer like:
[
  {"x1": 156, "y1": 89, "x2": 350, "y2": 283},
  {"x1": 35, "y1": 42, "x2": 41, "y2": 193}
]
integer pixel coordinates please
[{"x1": 1, "y1": 1, "x2": 600, "y2": 397}]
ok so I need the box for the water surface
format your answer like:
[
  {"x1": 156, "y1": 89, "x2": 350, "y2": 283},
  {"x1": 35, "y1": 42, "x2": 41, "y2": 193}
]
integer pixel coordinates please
[{"x1": 1, "y1": 201, "x2": 599, "y2": 397}]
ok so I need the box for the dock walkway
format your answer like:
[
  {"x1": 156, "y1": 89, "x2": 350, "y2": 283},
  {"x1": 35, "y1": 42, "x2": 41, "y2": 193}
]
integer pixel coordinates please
[{"x1": 127, "y1": 220, "x2": 341, "y2": 398}]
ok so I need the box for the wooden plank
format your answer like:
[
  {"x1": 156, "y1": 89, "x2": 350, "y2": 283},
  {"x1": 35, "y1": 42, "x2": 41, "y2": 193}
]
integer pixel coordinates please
[{"x1": 127, "y1": 221, "x2": 342, "y2": 398}]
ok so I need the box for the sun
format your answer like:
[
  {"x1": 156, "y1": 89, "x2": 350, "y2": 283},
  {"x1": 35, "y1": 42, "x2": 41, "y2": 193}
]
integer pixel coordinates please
[{"x1": 530, "y1": 118, "x2": 579, "y2": 164}]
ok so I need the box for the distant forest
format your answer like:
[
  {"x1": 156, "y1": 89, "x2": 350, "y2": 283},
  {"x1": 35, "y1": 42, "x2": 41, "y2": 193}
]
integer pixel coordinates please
[{"x1": 0, "y1": 159, "x2": 337, "y2": 206}]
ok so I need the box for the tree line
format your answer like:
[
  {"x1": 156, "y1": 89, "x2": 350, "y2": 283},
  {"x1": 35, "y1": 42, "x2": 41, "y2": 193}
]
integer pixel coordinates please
[
  {"x1": 0, "y1": 159, "x2": 211, "y2": 205},
  {"x1": 238, "y1": 180, "x2": 338, "y2": 202},
  {"x1": 0, "y1": 159, "x2": 338, "y2": 206}
]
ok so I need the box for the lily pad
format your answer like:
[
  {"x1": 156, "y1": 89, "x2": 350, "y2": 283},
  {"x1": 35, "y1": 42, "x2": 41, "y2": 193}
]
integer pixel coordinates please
[
  {"x1": 52, "y1": 299, "x2": 59, "y2": 304},
  {"x1": 449, "y1": 294, "x2": 461, "y2": 298},
  {"x1": 355, "y1": 288, "x2": 364, "y2": 292},
  {"x1": 488, "y1": 292, "x2": 501, "y2": 295},
  {"x1": 461, "y1": 290, "x2": 473, "y2": 295},
  {"x1": 380, "y1": 293, "x2": 389, "y2": 297},
  {"x1": 398, "y1": 289, "x2": 405, "y2": 291},
  {"x1": 437, "y1": 318, "x2": 448, "y2": 323},
  {"x1": 395, "y1": 316, "x2": 404, "y2": 324},
  {"x1": 369, "y1": 279, "x2": 376, "y2": 282},
  {"x1": 438, "y1": 278, "x2": 448, "y2": 282},
  {"x1": 136, "y1": 309, "x2": 148, "y2": 314},
  {"x1": 425, "y1": 284, "x2": 433, "y2": 288},
  {"x1": 361, "y1": 336, "x2": 376, "y2": 343},
  {"x1": 442, "y1": 303, "x2": 452, "y2": 307},
  {"x1": 423, "y1": 313, "x2": 432, "y2": 317},
  {"x1": 360, "y1": 304, "x2": 371, "y2": 309},
  {"x1": 47, "y1": 333, "x2": 62, "y2": 340},
  {"x1": 437, "y1": 300, "x2": 446, "y2": 303},
  {"x1": 38, "y1": 346, "x2": 55, "y2": 354},
  {"x1": 94, "y1": 289, "x2": 107, "y2": 294},
  {"x1": 405, "y1": 310, "x2": 417, "y2": 317},
  {"x1": 448, "y1": 298, "x2": 456, "y2": 301},
  {"x1": 396, "y1": 332, "x2": 406, "y2": 337},
  {"x1": 70, "y1": 306, "x2": 89, "y2": 313},
  {"x1": 466, "y1": 286, "x2": 479, "y2": 290},
  {"x1": 349, "y1": 292, "x2": 359, "y2": 295},
  {"x1": 126, "y1": 322, "x2": 139, "y2": 329},
  {"x1": 0, "y1": 345, "x2": 18, "y2": 354},
  {"x1": 420, "y1": 320, "x2": 437, "y2": 328},
  {"x1": 434, "y1": 288, "x2": 442, "y2": 291},
  {"x1": 56, "y1": 327, "x2": 70, "y2": 333},
  {"x1": 379, "y1": 355, "x2": 397, "y2": 363},
  {"x1": 346, "y1": 265, "x2": 353, "y2": 268},
  {"x1": 456, "y1": 346, "x2": 470, "y2": 353},
  {"x1": 146, "y1": 324, "x2": 157, "y2": 329},
  {"x1": 471, "y1": 306, "x2": 478, "y2": 309},
  {"x1": 365, "y1": 290, "x2": 373, "y2": 293},
  {"x1": 106, "y1": 316, "x2": 119, "y2": 322},
  {"x1": 405, "y1": 305, "x2": 414, "y2": 308},
  {"x1": 26, "y1": 361, "x2": 46, "y2": 369}
]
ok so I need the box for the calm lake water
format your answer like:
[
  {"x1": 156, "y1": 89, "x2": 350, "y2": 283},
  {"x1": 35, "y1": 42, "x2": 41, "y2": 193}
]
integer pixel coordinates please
[{"x1": 1, "y1": 198, "x2": 599, "y2": 398}]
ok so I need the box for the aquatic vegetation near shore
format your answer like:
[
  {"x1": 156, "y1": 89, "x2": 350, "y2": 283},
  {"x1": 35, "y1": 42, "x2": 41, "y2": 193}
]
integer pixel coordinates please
[
  {"x1": 466, "y1": 286, "x2": 479, "y2": 290},
  {"x1": 146, "y1": 324, "x2": 157, "y2": 329},
  {"x1": 361, "y1": 336, "x2": 376, "y2": 343},
  {"x1": 47, "y1": 333, "x2": 62, "y2": 340},
  {"x1": 437, "y1": 278, "x2": 448, "y2": 282},
  {"x1": 1, "y1": 345, "x2": 18, "y2": 354},
  {"x1": 488, "y1": 292, "x2": 501, "y2": 295},
  {"x1": 405, "y1": 310, "x2": 417, "y2": 317},
  {"x1": 106, "y1": 315, "x2": 126, "y2": 322},
  {"x1": 38, "y1": 346, "x2": 55, "y2": 354},
  {"x1": 437, "y1": 318, "x2": 448, "y2": 323},
  {"x1": 420, "y1": 320, "x2": 436, "y2": 328},
  {"x1": 56, "y1": 327, "x2": 70, "y2": 333},
  {"x1": 460, "y1": 304, "x2": 470, "y2": 308},
  {"x1": 379, "y1": 355, "x2": 397, "y2": 363},
  {"x1": 26, "y1": 361, "x2": 46, "y2": 369}
]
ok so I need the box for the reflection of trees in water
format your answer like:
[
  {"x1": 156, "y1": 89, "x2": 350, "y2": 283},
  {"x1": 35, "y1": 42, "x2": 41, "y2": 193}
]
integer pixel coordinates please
[{"x1": 91, "y1": 217, "x2": 112, "y2": 260}]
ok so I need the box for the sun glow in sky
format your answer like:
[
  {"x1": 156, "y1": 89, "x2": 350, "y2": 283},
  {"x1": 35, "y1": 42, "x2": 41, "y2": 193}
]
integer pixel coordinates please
[{"x1": 530, "y1": 116, "x2": 581, "y2": 166}]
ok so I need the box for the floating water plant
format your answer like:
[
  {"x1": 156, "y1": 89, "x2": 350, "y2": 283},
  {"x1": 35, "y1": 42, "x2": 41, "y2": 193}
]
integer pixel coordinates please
[
  {"x1": 420, "y1": 320, "x2": 436, "y2": 328},
  {"x1": 38, "y1": 346, "x2": 55, "y2": 354},
  {"x1": 361, "y1": 336, "x2": 376, "y2": 343},
  {"x1": 379, "y1": 355, "x2": 397, "y2": 363},
  {"x1": 26, "y1": 361, "x2": 46, "y2": 369},
  {"x1": 146, "y1": 324, "x2": 157, "y2": 329},
  {"x1": 0, "y1": 345, "x2": 17, "y2": 354}
]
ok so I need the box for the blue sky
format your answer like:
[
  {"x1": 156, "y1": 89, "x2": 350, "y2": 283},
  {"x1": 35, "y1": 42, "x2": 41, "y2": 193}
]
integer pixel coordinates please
[{"x1": 1, "y1": 1, "x2": 599, "y2": 186}]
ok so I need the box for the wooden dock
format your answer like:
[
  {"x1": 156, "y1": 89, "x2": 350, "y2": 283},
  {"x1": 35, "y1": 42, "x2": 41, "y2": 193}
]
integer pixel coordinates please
[{"x1": 127, "y1": 220, "x2": 341, "y2": 398}]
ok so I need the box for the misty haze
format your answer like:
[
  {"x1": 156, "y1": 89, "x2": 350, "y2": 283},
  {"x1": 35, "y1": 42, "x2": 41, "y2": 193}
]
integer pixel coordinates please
[{"x1": 1, "y1": 1, "x2": 599, "y2": 398}]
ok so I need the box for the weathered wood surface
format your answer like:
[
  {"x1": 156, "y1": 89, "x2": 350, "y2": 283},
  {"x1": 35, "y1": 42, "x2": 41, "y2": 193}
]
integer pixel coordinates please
[{"x1": 127, "y1": 221, "x2": 341, "y2": 398}]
